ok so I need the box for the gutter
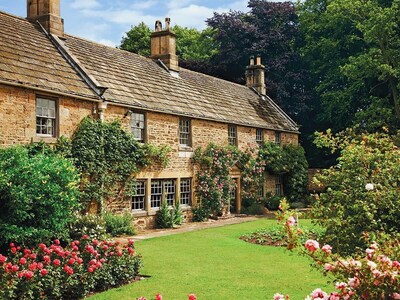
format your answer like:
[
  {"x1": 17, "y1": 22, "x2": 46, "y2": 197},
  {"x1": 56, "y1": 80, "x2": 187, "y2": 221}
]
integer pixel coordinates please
[{"x1": 0, "y1": 79, "x2": 102, "y2": 103}]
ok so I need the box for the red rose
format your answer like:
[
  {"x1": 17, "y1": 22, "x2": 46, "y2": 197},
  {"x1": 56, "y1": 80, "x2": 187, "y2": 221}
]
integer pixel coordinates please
[
  {"x1": 0, "y1": 254, "x2": 7, "y2": 264},
  {"x1": 19, "y1": 257, "x2": 27, "y2": 265},
  {"x1": 53, "y1": 259, "x2": 61, "y2": 266},
  {"x1": 40, "y1": 269, "x2": 48, "y2": 276}
]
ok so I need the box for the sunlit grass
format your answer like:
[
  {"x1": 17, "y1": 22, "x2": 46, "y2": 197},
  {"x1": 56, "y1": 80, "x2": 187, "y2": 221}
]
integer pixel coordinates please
[{"x1": 88, "y1": 219, "x2": 331, "y2": 300}]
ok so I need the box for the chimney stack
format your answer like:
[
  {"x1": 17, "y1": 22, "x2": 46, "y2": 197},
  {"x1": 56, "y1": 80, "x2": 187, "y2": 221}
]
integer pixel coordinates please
[
  {"x1": 150, "y1": 18, "x2": 179, "y2": 72},
  {"x1": 245, "y1": 55, "x2": 266, "y2": 95},
  {"x1": 27, "y1": 0, "x2": 64, "y2": 36}
]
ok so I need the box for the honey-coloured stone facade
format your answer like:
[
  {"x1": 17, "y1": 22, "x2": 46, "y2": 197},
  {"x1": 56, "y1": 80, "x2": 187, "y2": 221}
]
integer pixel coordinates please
[{"x1": 0, "y1": 85, "x2": 298, "y2": 228}]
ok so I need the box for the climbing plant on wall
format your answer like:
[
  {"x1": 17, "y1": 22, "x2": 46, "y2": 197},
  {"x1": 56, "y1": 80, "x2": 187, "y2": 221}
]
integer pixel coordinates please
[
  {"x1": 192, "y1": 144, "x2": 241, "y2": 216},
  {"x1": 193, "y1": 142, "x2": 308, "y2": 217},
  {"x1": 59, "y1": 117, "x2": 171, "y2": 213}
]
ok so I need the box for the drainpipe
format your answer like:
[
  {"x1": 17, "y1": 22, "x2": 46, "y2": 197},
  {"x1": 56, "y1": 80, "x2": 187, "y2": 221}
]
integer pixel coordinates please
[{"x1": 98, "y1": 102, "x2": 107, "y2": 122}]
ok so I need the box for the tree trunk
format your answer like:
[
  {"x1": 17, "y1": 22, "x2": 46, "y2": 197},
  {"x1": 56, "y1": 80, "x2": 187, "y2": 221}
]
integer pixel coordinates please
[{"x1": 389, "y1": 77, "x2": 400, "y2": 119}]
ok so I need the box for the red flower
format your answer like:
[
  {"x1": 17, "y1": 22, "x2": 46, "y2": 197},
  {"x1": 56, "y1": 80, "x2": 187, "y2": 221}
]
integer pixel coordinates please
[
  {"x1": 24, "y1": 270, "x2": 34, "y2": 280},
  {"x1": 128, "y1": 239, "x2": 134, "y2": 246},
  {"x1": 43, "y1": 255, "x2": 51, "y2": 263},
  {"x1": 88, "y1": 267, "x2": 94, "y2": 273},
  {"x1": 54, "y1": 239, "x2": 60, "y2": 245},
  {"x1": 38, "y1": 243, "x2": 47, "y2": 250},
  {"x1": 53, "y1": 259, "x2": 61, "y2": 266},
  {"x1": 11, "y1": 265, "x2": 19, "y2": 272},
  {"x1": 9, "y1": 243, "x2": 15, "y2": 248},
  {"x1": 28, "y1": 262, "x2": 37, "y2": 271},
  {"x1": 155, "y1": 293, "x2": 162, "y2": 300},
  {"x1": 0, "y1": 254, "x2": 7, "y2": 264},
  {"x1": 77, "y1": 257, "x2": 83, "y2": 264},
  {"x1": 37, "y1": 262, "x2": 43, "y2": 270},
  {"x1": 11, "y1": 247, "x2": 17, "y2": 254},
  {"x1": 188, "y1": 294, "x2": 197, "y2": 300},
  {"x1": 40, "y1": 269, "x2": 48, "y2": 276},
  {"x1": 63, "y1": 265, "x2": 74, "y2": 275},
  {"x1": 68, "y1": 258, "x2": 75, "y2": 265},
  {"x1": 19, "y1": 257, "x2": 27, "y2": 265}
]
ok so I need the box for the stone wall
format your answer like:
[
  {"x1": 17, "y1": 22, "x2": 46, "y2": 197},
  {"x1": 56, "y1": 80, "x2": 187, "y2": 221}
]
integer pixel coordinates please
[{"x1": 0, "y1": 85, "x2": 300, "y2": 227}]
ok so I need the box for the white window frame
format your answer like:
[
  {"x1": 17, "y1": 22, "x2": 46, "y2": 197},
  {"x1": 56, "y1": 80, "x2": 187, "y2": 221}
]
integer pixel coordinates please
[
  {"x1": 180, "y1": 178, "x2": 192, "y2": 206},
  {"x1": 132, "y1": 180, "x2": 146, "y2": 211},
  {"x1": 228, "y1": 125, "x2": 237, "y2": 146},
  {"x1": 256, "y1": 128, "x2": 263, "y2": 146},
  {"x1": 130, "y1": 112, "x2": 146, "y2": 143},
  {"x1": 36, "y1": 97, "x2": 57, "y2": 137},
  {"x1": 179, "y1": 118, "x2": 191, "y2": 147},
  {"x1": 275, "y1": 132, "x2": 281, "y2": 146}
]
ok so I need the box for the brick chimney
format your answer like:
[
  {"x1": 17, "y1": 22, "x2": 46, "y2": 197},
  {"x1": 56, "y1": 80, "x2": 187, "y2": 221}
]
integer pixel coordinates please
[
  {"x1": 150, "y1": 18, "x2": 179, "y2": 72},
  {"x1": 245, "y1": 55, "x2": 266, "y2": 95},
  {"x1": 27, "y1": 0, "x2": 64, "y2": 36}
]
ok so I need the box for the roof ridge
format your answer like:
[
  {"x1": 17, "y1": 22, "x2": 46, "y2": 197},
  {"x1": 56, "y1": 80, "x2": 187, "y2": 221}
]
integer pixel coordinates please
[
  {"x1": 0, "y1": 10, "x2": 28, "y2": 22},
  {"x1": 64, "y1": 34, "x2": 255, "y2": 92}
]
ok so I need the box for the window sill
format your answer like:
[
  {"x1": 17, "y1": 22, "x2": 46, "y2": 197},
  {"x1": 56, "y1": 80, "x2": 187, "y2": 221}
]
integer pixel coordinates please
[
  {"x1": 32, "y1": 136, "x2": 58, "y2": 143},
  {"x1": 178, "y1": 146, "x2": 193, "y2": 152},
  {"x1": 132, "y1": 210, "x2": 147, "y2": 217}
]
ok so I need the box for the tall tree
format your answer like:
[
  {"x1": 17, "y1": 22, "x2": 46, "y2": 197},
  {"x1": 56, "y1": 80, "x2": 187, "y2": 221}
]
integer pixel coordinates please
[
  {"x1": 120, "y1": 22, "x2": 151, "y2": 57},
  {"x1": 298, "y1": 0, "x2": 400, "y2": 132}
]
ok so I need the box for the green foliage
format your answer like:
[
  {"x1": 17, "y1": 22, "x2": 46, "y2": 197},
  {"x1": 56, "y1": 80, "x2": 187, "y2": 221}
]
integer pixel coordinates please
[
  {"x1": 104, "y1": 212, "x2": 135, "y2": 236},
  {"x1": 70, "y1": 117, "x2": 170, "y2": 212},
  {"x1": 120, "y1": 22, "x2": 151, "y2": 56},
  {"x1": 265, "y1": 194, "x2": 283, "y2": 210},
  {"x1": 155, "y1": 201, "x2": 183, "y2": 229},
  {"x1": 193, "y1": 144, "x2": 241, "y2": 216},
  {"x1": 69, "y1": 213, "x2": 108, "y2": 241},
  {"x1": 0, "y1": 146, "x2": 80, "y2": 250},
  {"x1": 312, "y1": 130, "x2": 400, "y2": 255},
  {"x1": 192, "y1": 205, "x2": 210, "y2": 222}
]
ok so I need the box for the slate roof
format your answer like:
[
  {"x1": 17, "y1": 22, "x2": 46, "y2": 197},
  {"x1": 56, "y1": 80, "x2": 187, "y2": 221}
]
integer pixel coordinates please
[
  {"x1": 0, "y1": 10, "x2": 299, "y2": 133},
  {"x1": 0, "y1": 12, "x2": 98, "y2": 99}
]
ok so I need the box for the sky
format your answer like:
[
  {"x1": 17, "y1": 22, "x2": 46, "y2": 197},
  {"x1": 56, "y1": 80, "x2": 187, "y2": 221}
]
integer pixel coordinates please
[{"x1": 0, "y1": 0, "x2": 256, "y2": 47}]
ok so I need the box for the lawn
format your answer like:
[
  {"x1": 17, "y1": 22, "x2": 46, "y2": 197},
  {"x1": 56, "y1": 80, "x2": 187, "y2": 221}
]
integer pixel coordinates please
[{"x1": 88, "y1": 219, "x2": 332, "y2": 300}]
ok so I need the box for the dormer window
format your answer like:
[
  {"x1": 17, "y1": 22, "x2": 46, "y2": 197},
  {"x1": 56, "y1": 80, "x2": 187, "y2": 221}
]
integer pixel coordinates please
[
  {"x1": 130, "y1": 112, "x2": 145, "y2": 143},
  {"x1": 36, "y1": 97, "x2": 56, "y2": 137},
  {"x1": 179, "y1": 118, "x2": 191, "y2": 147}
]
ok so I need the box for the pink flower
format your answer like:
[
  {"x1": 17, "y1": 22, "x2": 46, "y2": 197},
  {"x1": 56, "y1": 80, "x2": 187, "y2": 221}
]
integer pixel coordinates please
[
  {"x1": 324, "y1": 263, "x2": 335, "y2": 271},
  {"x1": 311, "y1": 288, "x2": 328, "y2": 299},
  {"x1": 348, "y1": 277, "x2": 360, "y2": 288},
  {"x1": 155, "y1": 293, "x2": 162, "y2": 300},
  {"x1": 54, "y1": 239, "x2": 60, "y2": 245},
  {"x1": 63, "y1": 265, "x2": 74, "y2": 275},
  {"x1": 188, "y1": 294, "x2": 197, "y2": 300},
  {"x1": 274, "y1": 293, "x2": 285, "y2": 300},
  {"x1": 286, "y1": 216, "x2": 296, "y2": 227},
  {"x1": 335, "y1": 282, "x2": 347, "y2": 290},
  {"x1": 321, "y1": 245, "x2": 332, "y2": 254},
  {"x1": 328, "y1": 293, "x2": 340, "y2": 300},
  {"x1": 305, "y1": 240, "x2": 320, "y2": 252},
  {"x1": 40, "y1": 269, "x2": 48, "y2": 276},
  {"x1": 392, "y1": 293, "x2": 400, "y2": 299}
]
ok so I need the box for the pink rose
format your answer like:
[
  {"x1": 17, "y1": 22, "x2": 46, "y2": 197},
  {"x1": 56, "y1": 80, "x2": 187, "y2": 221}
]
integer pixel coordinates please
[
  {"x1": 286, "y1": 216, "x2": 296, "y2": 227},
  {"x1": 305, "y1": 240, "x2": 320, "y2": 252},
  {"x1": 274, "y1": 294, "x2": 285, "y2": 300},
  {"x1": 321, "y1": 245, "x2": 332, "y2": 254}
]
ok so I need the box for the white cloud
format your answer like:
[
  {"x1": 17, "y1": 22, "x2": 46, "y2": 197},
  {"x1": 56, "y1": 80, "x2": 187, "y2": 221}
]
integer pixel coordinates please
[
  {"x1": 97, "y1": 39, "x2": 117, "y2": 47},
  {"x1": 70, "y1": 0, "x2": 101, "y2": 10},
  {"x1": 166, "y1": 0, "x2": 195, "y2": 10},
  {"x1": 130, "y1": 0, "x2": 159, "y2": 10}
]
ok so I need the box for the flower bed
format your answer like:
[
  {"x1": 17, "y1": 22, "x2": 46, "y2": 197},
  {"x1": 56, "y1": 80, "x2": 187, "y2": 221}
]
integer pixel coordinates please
[{"x1": 0, "y1": 237, "x2": 142, "y2": 299}]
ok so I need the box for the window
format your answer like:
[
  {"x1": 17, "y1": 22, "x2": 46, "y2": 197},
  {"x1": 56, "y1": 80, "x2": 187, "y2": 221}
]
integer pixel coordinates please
[
  {"x1": 132, "y1": 180, "x2": 146, "y2": 210},
  {"x1": 256, "y1": 129, "x2": 263, "y2": 146},
  {"x1": 130, "y1": 112, "x2": 145, "y2": 143},
  {"x1": 275, "y1": 175, "x2": 283, "y2": 196},
  {"x1": 275, "y1": 132, "x2": 281, "y2": 146},
  {"x1": 180, "y1": 178, "x2": 192, "y2": 206},
  {"x1": 257, "y1": 183, "x2": 264, "y2": 198},
  {"x1": 150, "y1": 179, "x2": 176, "y2": 208},
  {"x1": 179, "y1": 118, "x2": 191, "y2": 147},
  {"x1": 36, "y1": 97, "x2": 56, "y2": 136},
  {"x1": 228, "y1": 125, "x2": 237, "y2": 146}
]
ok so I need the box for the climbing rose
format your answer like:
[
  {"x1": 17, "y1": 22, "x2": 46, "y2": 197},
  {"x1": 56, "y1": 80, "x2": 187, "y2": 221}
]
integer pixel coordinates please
[
  {"x1": 305, "y1": 240, "x2": 320, "y2": 252},
  {"x1": 321, "y1": 244, "x2": 332, "y2": 254},
  {"x1": 0, "y1": 254, "x2": 7, "y2": 264}
]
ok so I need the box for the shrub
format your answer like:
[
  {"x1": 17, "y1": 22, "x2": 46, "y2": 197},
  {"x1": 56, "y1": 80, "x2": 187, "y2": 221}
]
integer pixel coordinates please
[
  {"x1": 0, "y1": 238, "x2": 142, "y2": 300},
  {"x1": 104, "y1": 212, "x2": 136, "y2": 236},
  {"x1": 69, "y1": 214, "x2": 107, "y2": 241},
  {"x1": 155, "y1": 202, "x2": 184, "y2": 229},
  {"x1": 266, "y1": 194, "x2": 283, "y2": 210},
  {"x1": 192, "y1": 205, "x2": 209, "y2": 222},
  {"x1": 313, "y1": 130, "x2": 400, "y2": 255},
  {"x1": 0, "y1": 146, "x2": 80, "y2": 251}
]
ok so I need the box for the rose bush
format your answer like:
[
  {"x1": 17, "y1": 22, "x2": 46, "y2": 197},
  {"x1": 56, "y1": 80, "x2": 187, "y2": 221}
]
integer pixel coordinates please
[{"x1": 0, "y1": 237, "x2": 142, "y2": 299}]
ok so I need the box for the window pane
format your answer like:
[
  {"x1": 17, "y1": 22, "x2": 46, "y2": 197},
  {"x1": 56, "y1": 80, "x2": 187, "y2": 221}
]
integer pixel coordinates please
[
  {"x1": 150, "y1": 180, "x2": 162, "y2": 208},
  {"x1": 179, "y1": 119, "x2": 191, "y2": 146},
  {"x1": 228, "y1": 125, "x2": 237, "y2": 145},
  {"x1": 36, "y1": 98, "x2": 56, "y2": 136},
  {"x1": 180, "y1": 178, "x2": 191, "y2": 206},
  {"x1": 132, "y1": 180, "x2": 146, "y2": 210},
  {"x1": 131, "y1": 112, "x2": 145, "y2": 142}
]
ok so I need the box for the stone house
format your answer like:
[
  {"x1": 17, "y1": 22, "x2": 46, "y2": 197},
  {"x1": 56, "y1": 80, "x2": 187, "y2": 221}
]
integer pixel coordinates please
[{"x1": 0, "y1": 0, "x2": 299, "y2": 227}]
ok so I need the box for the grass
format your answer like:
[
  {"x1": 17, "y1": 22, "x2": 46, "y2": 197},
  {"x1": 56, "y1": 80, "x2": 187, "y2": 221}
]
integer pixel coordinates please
[{"x1": 88, "y1": 219, "x2": 332, "y2": 300}]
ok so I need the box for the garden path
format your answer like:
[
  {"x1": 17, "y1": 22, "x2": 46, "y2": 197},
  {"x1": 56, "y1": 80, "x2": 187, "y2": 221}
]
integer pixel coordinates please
[{"x1": 116, "y1": 215, "x2": 273, "y2": 243}]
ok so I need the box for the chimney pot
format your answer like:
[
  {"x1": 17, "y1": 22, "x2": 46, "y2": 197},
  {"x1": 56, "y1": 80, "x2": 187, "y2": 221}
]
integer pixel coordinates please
[
  {"x1": 250, "y1": 55, "x2": 255, "y2": 66},
  {"x1": 155, "y1": 20, "x2": 162, "y2": 31},
  {"x1": 165, "y1": 17, "x2": 171, "y2": 29},
  {"x1": 256, "y1": 55, "x2": 261, "y2": 65}
]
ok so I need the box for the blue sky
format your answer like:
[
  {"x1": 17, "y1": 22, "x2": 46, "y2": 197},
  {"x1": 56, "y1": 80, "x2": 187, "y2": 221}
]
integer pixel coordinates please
[{"x1": 0, "y1": 0, "x2": 257, "y2": 47}]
